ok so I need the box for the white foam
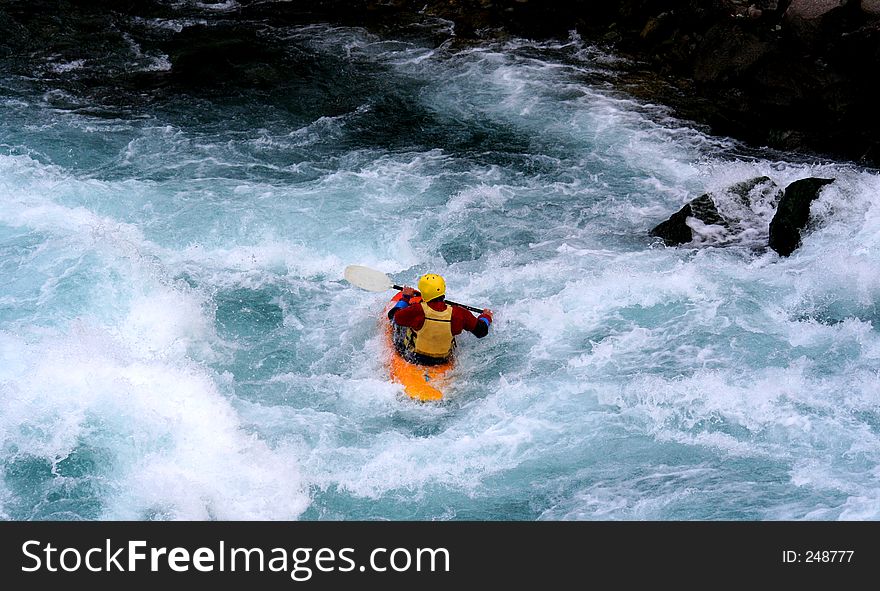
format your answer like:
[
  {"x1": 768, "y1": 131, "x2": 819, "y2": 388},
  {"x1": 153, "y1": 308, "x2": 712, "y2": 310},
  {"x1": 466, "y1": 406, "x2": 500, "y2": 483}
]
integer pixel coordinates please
[
  {"x1": 47, "y1": 60, "x2": 86, "y2": 74},
  {"x1": 301, "y1": 378, "x2": 555, "y2": 498},
  {"x1": 191, "y1": 0, "x2": 240, "y2": 11},
  {"x1": 130, "y1": 17, "x2": 208, "y2": 33},
  {"x1": 0, "y1": 319, "x2": 307, "y2": 520}
]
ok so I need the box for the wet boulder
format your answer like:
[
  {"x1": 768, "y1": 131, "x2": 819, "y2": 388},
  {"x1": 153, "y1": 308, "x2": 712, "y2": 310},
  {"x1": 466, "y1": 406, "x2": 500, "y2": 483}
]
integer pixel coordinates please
[
  {"x1": 768, "y1": 177, "x2": 835, "y2": 256},
  {"x1": 693, "y1": 22, "x2": 771, "y2": 85},
  {"x1": 783, "y1": 0, "x2": 852, "y2": 43},
  {"x1": 786, "y1": 0, "x2": 850, "y2": 19},
  {"x1": 650, "y1": 193, "x2": 728, "y2": 246},
  {"x1": 863, "y1": 0, "x2": 880, "y2": 17}
]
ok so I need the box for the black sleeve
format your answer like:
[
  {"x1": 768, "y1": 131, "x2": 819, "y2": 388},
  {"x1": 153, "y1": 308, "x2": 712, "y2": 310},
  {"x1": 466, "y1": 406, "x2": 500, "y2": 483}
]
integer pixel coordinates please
[{"x1": 472, "y1": 319, "x2": 489, "y2": 338}]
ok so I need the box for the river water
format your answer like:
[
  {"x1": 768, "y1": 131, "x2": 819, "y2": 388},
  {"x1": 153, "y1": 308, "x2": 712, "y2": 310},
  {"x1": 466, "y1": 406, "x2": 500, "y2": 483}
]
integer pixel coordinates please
[{"x1": 2, "y1": 6, "x2": 879, "y2": 520}]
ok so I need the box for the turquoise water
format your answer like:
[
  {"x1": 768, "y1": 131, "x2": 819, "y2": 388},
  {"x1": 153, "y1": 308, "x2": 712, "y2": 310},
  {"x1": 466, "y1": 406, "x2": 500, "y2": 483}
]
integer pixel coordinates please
[{"x1": 2, "y1": 17, "x2": 880, "y2": 520}]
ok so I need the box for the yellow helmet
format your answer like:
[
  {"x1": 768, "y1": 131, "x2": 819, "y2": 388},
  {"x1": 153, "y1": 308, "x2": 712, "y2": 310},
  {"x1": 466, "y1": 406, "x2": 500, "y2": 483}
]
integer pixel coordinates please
[{"x1": 418, "y1": 273, "x2": 446, "y2": 302}]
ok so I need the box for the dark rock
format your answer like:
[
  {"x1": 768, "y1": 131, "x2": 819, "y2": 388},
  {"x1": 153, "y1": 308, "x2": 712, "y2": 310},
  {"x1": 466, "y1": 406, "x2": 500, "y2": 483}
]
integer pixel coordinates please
[
  {"x1": 0, "y1": 12, "x2": 31, "y2": 57},
  {"x1": 650, "y1": 193, "x2": 727, "y2": 246},
  {"x1": 690, "y1": 194, "x2": 728, "y2": 227},
  {"x1": 783, "y1": 0, "x2": 853, "y2": 44},
  {"x1": 693, "y1": 22, "x2": 772, "y2": 84},
  {"x1": 768, "y1": 177, "x2": 835, "y2": 256},
  {"x1": 786, "y1": 0, "x2": 850, "y2": 20}
]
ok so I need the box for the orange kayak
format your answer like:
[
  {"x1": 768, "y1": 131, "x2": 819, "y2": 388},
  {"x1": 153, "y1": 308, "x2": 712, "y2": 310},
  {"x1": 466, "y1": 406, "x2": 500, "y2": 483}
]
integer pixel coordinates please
[{"x1": 384, "y1": 294, "x2": 453, "y2": 402}]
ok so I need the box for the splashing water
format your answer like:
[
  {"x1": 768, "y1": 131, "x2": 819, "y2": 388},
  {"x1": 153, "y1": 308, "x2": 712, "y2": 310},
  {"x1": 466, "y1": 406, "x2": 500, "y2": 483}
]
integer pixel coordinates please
[{"x1": 2, "y1": 19, "x2": 879, "y2": 521}]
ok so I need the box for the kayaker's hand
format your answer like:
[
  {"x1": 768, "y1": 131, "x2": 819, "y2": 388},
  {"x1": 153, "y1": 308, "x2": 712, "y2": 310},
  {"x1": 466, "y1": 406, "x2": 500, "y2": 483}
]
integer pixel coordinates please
[
  {"x1": 480, "y1": 309, "x2": 493, "y2": 324},
  {"x1": 401, "y1": 286, "x2": 416, "y2": 299}
]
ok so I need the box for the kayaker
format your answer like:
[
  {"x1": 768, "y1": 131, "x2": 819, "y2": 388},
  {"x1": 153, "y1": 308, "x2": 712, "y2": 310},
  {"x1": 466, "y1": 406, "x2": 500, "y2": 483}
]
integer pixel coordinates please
[{"x1": 387, "y1": 273, "x2": 493, "y2": 365}]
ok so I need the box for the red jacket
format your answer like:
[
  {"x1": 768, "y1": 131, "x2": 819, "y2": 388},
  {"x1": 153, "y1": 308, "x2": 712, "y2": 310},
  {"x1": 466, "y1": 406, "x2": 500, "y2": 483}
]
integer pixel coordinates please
[{"x1": 392, "y1": 298, "x2": 488, "y2": 337}]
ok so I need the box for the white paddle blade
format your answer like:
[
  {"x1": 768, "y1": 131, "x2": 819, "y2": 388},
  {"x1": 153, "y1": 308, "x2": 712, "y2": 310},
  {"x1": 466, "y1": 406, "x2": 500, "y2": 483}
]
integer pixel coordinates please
[{"x1": 344, "y1": 265, "x2": 393, "y2": 292}]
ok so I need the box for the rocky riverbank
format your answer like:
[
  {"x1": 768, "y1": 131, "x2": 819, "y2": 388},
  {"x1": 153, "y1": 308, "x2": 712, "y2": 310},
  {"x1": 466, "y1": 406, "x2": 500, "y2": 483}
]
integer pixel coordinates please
[
  {"x1": 406, "y1": 0, "x2": 880, "y2": 168},
  {"x1": 2, "y1": 1, "x2": 878, "y2": 167}
]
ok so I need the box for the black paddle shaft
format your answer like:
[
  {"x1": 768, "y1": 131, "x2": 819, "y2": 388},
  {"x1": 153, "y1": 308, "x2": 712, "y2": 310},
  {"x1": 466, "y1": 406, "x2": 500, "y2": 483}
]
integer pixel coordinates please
[{"x1": 391, "y1": 284, "x2": 484, "y2": 314}]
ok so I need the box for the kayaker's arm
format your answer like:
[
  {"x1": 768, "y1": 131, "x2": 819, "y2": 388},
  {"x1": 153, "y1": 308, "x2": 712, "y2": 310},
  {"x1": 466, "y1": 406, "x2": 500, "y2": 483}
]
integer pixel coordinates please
[
  {"x1": 387, "y1": 286, "x2": 416, "y2": 320},
  {"x1": 389, "y1": 288, "x2": 428, "y2": 329},
  {"x1": 387, "y1": 298, "x2": 408, "y2": 320},
  {"x1": 473, "y1": 308, "x2": 493, "y2": 338},
  {"x1": 453, "y1": 307, "x2": 493, "y2": 338}
]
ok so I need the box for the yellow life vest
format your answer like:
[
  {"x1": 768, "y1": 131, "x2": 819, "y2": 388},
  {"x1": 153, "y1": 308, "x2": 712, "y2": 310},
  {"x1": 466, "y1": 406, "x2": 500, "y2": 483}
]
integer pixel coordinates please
[{"x1": 411, "y1": 301, "x2": 454, "y2": 358}]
